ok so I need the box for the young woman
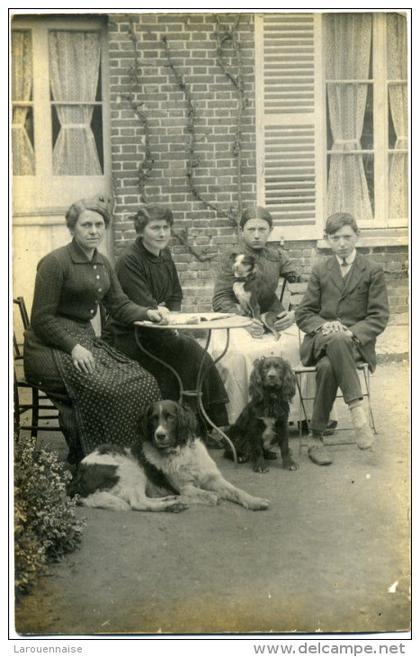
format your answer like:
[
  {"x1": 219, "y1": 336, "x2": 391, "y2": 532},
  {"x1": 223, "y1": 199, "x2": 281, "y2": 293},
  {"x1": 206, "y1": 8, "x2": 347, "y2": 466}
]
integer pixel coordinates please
[
  {"x1": 105, "y1": 204, "x2": 229, "y2": 431},
  {"x1": 23, "y1": 195, "x2": 163, "y2": 463},
  {"x1": 211, "y1": 206, "x2": 307, "y2": 425}
]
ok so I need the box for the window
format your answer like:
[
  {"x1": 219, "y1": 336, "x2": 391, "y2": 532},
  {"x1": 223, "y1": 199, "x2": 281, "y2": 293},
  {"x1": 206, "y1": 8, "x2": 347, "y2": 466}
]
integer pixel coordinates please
[
  {"x1": 255, "y1": 12, "x2": 408, "y2": 238},
  {"x1": 325, "y1": 12, "x2": 408, "y2": 229},
  {"x1": 11, "y1": 16, "x2": 109, "y2": 213},
  {"x1": 12, "y1": 30, "x2": 35, "y2": 175}
]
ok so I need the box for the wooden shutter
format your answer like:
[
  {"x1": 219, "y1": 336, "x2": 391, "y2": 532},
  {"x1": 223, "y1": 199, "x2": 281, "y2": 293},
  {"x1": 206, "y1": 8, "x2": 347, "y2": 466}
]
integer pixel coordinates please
[{"x1": 255, "y1": 13, "x2": 325, "y2": 240}]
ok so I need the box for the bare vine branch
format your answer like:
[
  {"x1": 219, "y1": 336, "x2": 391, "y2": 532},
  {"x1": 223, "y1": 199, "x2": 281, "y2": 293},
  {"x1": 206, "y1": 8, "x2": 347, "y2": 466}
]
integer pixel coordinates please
[
  {"x1": 172, "y1": 228, "x2": 217, "y2": 262},
  {"x1": 124, "y1": 17, "x2": 154, "y2": 203},
  {"x1": 214, "y1": 14, "x2": 247, "y2": 226},
  {"x1": 161, "y1": 34, "x2": 238, "y2": 226}
]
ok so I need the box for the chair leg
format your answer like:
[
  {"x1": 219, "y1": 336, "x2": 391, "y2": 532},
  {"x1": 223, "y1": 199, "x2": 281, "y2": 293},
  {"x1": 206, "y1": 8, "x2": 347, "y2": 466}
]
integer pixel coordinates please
[
  {"x1": 31, "y1": 387, "x2": 39, "y2": 440},
  {"x1": 362, "y1": 367, "x2": 377, "y2": 435},
  {"x1": 295, "y1": 373, "x2": 310, "y2": 455},
  {"x1": 14, "y1": 381, "x2": 21, "y2": 437}
]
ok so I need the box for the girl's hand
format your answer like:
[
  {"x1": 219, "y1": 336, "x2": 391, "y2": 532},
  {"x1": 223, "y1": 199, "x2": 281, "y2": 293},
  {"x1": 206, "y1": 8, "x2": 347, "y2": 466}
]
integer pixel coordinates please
[
  {"x1": 71, "y1": 344, "x2": 95, "y2": 374},
  {"x1": 147, "y1": 309, "x2": 168, "y2": 325},
  {"x1": 245, "y1": 319, "x2": 264, "y2": 339}
]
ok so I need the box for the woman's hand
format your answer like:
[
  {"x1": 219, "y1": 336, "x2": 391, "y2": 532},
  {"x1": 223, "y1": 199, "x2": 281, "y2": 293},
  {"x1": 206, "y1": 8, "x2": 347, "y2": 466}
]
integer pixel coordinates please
[
  {"x1": 245, "y1": 319, "x2": 265, "y2": 339},
  {"x1": 157, "y1": 305, "x2": 170, "y2": 319},
  {"x1": 146, "y1": 308, "x2": 168, "y2": 325},
  {"x1": 274, "y1": 310, "x2": 295, "y2": 331},
  {"x1": 71, "y1": 344, "x2": 95, "y2": 374}
]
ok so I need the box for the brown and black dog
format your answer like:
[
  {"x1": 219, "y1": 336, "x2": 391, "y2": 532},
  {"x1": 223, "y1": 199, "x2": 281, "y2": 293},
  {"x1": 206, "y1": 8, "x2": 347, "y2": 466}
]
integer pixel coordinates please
[{"x1": 226, "y1": 356, "x2": 298, "y2": 473}]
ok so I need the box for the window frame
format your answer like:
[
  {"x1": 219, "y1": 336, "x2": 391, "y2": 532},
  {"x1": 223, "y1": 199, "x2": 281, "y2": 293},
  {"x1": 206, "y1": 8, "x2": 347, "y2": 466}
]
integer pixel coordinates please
[
  {"x1": 255, "y1": 11, "x2": 409, "y2": 241},
  {"x1": 11, "y1": 15, "x2": 111, "y2": 217}
]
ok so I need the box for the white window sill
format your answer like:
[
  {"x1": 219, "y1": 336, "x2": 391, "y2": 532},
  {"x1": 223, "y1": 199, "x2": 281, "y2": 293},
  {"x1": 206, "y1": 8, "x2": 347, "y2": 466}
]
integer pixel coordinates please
[{"x1": 317, "y1": 231, "x2": 408, "y2": 249}]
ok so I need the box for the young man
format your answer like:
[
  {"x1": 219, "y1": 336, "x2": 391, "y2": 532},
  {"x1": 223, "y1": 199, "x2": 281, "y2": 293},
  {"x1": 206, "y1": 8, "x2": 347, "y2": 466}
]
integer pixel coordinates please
[{"x1": 295, "y1": 212, "x2": 389, "y2": 465}]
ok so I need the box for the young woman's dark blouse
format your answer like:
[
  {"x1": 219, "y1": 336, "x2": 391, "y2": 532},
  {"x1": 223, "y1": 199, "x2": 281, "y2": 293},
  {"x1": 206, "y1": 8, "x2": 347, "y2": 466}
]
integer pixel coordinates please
[{"x1": 114, "y1": 238, "x2": 183, "y2": 311}]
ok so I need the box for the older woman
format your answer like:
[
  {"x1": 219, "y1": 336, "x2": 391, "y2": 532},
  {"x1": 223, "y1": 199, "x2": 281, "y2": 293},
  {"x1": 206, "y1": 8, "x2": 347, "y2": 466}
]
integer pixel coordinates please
[
  {"x1": 23, "y1": 195, "x2": 163, "y2": 463},
  {"x1": 105, "y1": 204, "x2": 229, "y2": 431}
]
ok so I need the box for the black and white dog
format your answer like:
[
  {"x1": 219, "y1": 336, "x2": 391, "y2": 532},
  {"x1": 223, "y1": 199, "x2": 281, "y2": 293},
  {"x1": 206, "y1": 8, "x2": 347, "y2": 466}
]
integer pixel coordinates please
[{"x1": 69, "y1": 400, "x2": 270, "y2": 512}]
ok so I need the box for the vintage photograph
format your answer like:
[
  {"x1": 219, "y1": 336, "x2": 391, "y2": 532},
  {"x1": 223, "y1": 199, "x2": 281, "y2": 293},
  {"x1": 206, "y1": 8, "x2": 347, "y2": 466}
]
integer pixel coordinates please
[{"x1": 11, "y1": 7, "x2": 410, "y2": 636}]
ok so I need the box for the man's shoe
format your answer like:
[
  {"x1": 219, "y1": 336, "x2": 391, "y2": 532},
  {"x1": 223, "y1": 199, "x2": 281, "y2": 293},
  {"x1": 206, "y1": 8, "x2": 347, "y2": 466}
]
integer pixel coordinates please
[
  {"x1": 355, "y1": 424, "x2": 376, "y2": 450},
  {"x1": 307, "y1": 437, "x2": 333, "y2": 466},
  {"x1": 324, "y1": 420, "x2": 338, "y2": 436},
  {"x1": 350, "y1": 405, "x2": 375, "y2": 450}
]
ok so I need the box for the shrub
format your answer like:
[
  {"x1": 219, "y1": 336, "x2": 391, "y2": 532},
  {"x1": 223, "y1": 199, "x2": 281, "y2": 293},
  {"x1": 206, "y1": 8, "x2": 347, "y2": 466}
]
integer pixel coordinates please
[{"x1": 14, "y1": 437, "x2": 85, "y2": 596}]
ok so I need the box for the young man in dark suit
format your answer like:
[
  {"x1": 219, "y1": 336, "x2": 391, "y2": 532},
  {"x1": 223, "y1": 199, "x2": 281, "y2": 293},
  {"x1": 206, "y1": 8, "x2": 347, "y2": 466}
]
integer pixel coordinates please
[{"x1": 295, "y1": 213, "x2": 389, "y2": 465}]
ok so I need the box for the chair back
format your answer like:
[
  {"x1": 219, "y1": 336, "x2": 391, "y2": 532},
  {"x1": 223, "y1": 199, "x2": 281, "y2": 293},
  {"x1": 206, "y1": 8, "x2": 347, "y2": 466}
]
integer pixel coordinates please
[{"x1": 13, "y1": 297, "x2": 30, "y2": 360}]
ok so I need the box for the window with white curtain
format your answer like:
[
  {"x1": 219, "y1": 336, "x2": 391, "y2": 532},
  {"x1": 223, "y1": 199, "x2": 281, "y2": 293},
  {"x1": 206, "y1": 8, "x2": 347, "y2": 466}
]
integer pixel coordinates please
[
  {"x1": 49, "y1": 30, "x2": 103, "y2": 176},
  {"x1": 325, "y1": 12, "x2": 408, "y2": 229},
  {"x1": 255, "y1": 11, "x2": 408, "y2": 237},
  {"x1": 12, "y1": 30, "x2": 35, "y2": 175},
  {"x1": 12, "y1": 16, "x2": 109, "y2": 214}
]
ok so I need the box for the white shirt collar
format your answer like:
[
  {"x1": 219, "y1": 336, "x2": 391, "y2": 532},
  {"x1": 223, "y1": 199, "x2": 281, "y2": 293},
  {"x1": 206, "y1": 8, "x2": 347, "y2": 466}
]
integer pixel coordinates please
[{"x1": 336, "y1": 249, "x2": 357, "y2": 267}]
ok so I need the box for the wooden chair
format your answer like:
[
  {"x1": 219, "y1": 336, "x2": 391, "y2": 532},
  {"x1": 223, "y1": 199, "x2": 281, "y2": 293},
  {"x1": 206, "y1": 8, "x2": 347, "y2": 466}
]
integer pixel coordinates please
[{"x1": 13, "y1": 297, "x2": 60, "y2": 439}]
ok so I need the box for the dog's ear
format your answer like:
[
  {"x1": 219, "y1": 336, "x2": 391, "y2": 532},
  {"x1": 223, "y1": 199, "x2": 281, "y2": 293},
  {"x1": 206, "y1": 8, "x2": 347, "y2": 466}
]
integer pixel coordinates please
[
  {"x1": 176, "y1": 404, "x2": 198, "y2": 444},
  {"x1": 282, "y1": 362, "x2": 296, "y2": 402},
  {"x1": 249, "y1": 357, "x2": 265, "y2": 403},
  {"x1": 140, "y1": 403, "x2": 154, "y2": 440}
]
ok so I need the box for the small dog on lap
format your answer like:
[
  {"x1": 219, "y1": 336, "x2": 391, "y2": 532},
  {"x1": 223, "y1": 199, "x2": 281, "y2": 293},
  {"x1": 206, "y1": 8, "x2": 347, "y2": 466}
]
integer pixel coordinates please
[
  {"x1": 69, "y1": 400, "x2": 269, "y2": 512},
  {"x1": 226, "y1": 356, "x2": 297, "y2": 473}
]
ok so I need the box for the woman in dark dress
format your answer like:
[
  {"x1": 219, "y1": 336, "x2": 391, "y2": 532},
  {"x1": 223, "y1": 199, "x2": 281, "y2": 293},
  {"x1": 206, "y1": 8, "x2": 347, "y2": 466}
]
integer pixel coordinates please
[
  {"x1": 23, "y1": 195, "x2": 163, "y2": 463},
  {"x1": 105, "y1": 204, "x2": 229, "y2": 431}
]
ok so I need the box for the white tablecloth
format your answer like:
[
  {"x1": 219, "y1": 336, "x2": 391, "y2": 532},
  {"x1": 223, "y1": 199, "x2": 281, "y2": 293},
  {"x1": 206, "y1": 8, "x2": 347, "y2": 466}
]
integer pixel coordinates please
[{"x1": 208, "y1": 324, "x2": 317, "y2": 425}]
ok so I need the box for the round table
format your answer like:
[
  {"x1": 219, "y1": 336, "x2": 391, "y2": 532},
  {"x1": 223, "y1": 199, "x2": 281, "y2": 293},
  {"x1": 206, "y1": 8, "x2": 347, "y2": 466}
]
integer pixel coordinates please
[{"x1": 134, "y1": 313, "x2": 252, "y2": 463}]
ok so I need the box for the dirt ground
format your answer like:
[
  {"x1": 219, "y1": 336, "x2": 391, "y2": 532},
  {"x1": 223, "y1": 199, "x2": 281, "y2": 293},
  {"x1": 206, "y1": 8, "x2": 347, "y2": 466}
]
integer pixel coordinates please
[{"x1": 14, "y1": 361, "x2": 410, "y2": 636}]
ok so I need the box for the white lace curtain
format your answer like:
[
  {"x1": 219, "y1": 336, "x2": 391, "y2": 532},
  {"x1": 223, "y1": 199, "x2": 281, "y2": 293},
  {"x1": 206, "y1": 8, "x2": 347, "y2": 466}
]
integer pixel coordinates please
[
  {"x1": 325, "y1": 14, "x2": 373, "y2": 223},
  {"x1": 48, "y1": 30, "x2": 102, "y2": 175},
  {"x1": 387, "y1": 14, "x2": 408, "y2": 220},
  {"x1": 12, "y1": 31, "x2": 35, "y2": 175}
]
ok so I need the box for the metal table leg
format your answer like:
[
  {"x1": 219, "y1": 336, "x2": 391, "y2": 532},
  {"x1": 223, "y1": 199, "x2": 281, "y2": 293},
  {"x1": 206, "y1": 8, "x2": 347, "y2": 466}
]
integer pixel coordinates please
[
  {"x1": 134, "y1": 328, "x2": 184, "y2": 402},
  {"x1": 193, "y1": 328, "x2": 238, "y2": 463}
]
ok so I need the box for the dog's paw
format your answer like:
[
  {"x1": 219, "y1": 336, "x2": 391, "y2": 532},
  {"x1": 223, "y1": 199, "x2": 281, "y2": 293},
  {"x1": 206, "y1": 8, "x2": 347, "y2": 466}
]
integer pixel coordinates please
[
  {"x1": 253, "y1": 458, "x2": 269, "y2": 474},
  {"x1": 165, "y1": 500, "x2": 189, "y2": 513},
  {"x1": 283, "y1": 459, "x2": 298, "y2": 471},
  {"x1": 247, "y1": 496, "x2": 270, "y2": 511},
  {"x1": 237, "y1": 454, "x2": 249, "y2": 464}
]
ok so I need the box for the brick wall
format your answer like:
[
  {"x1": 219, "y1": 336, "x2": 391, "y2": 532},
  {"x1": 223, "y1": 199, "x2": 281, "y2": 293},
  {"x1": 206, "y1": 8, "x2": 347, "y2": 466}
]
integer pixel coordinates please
[{"x1": 107, "y1": 13, "x2": 408, "y2": 317}]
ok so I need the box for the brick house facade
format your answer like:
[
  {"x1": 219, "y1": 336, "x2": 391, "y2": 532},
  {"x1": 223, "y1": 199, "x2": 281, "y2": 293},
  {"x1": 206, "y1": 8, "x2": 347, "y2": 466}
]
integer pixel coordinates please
[{"x1": 12, "y1": 12, "x2": 408, "y2": 317}]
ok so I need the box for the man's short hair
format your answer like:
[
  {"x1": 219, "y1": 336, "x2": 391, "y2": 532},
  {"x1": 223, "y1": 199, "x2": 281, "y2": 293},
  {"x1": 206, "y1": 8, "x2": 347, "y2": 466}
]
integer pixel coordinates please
[{"x1": 325, "y1": 212, "x2": 359, "y2": 236}]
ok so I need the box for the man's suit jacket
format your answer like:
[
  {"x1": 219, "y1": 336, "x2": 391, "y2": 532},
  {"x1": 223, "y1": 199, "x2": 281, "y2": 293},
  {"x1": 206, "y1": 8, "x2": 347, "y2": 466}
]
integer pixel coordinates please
[{"x1": 295, "y1": 253, "x2": 389, "y2": 372}]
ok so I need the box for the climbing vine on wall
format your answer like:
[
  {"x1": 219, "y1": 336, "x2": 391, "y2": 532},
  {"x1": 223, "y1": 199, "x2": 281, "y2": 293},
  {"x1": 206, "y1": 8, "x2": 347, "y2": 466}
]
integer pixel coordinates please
[{"x1": 123, "y1": 14, "x2": 249, "y2": 260}]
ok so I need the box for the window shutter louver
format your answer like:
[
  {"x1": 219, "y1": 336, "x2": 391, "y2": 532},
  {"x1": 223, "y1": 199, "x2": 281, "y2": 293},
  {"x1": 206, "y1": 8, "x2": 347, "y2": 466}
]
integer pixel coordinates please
[{"x1": 255, "y1": 13, "x2": 324, "y2": 238}]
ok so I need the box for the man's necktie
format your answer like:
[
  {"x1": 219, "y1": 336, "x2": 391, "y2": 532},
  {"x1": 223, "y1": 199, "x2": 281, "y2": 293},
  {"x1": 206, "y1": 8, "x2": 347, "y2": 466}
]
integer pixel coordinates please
[{"x1": 340, "y1": 257, "x2": 349, "y2": 277}]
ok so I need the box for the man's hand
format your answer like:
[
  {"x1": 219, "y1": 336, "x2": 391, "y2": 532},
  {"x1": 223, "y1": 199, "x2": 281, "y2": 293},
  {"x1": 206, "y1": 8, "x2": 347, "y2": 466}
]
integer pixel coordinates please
[
  {"x1": 321, "y1": 320, "x2": 352, "y2": 336},
  {"x1": 245, "y1": 319, "x2": 265, "y2": 339},
  {"x1": 274, "y1": 310, "x2": 295, "y2": 331},
  {"x1": 71, "y1": 344, "x2": 95, "y2": 374}
]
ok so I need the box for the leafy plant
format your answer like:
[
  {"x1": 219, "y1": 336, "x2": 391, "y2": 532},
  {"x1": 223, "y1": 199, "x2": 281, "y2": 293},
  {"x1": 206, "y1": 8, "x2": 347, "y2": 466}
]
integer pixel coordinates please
[{"x1": 14, "y1": 437, "x2": 85, "y2": 596}]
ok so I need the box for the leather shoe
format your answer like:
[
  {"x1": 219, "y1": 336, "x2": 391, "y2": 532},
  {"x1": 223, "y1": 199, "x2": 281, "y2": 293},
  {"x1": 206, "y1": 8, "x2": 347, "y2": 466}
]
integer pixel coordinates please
[{"x1": 308, "y1": 442, "x2": 333, "y2": 466}]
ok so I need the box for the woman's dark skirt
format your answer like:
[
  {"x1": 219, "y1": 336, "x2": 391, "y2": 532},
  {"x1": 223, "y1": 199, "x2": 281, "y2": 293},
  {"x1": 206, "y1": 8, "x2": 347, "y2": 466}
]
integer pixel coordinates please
[
  {"x1": 110, "y1": 328, "x2": 229, "y2": 428},
  {"x1": 24, "y1": 320, "x2": 160, "y2": 457}
]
